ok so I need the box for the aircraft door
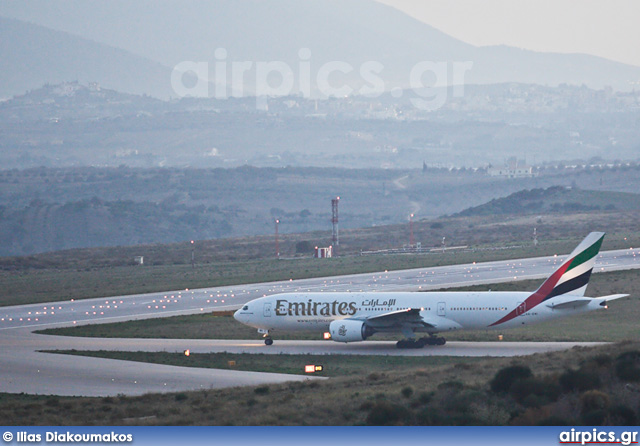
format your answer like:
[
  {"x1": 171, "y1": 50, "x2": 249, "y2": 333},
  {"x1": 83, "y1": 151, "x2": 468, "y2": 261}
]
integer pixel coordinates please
[
  {"x1": 437, "y1": 302, "x2": 446, "y2": 316},
  {"x1": 263, "y1": 303, "x2": 272, "y2": 317}
]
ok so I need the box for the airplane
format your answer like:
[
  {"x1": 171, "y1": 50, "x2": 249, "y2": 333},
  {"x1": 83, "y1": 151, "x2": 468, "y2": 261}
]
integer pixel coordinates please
[{"x1": 233, "y1": 232, "x2": 628, "y2": 348}]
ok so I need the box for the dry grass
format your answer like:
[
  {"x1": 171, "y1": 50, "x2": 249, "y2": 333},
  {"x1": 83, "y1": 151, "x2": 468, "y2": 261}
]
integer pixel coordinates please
[
  {"x1": 2, "y1": 341, "x2": 639, "y2": 425},
  {"x1": 3, "y1": 210, "x2": 640, "y2": 307},
  {"x1": 44, "y1": 350, "x2": 483, "y2": 377}
]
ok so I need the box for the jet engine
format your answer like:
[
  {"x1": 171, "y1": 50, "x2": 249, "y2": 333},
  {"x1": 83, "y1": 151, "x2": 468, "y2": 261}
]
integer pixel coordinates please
[{"x1": 329, "y1": 319, "x2": 375, "y2": 343}]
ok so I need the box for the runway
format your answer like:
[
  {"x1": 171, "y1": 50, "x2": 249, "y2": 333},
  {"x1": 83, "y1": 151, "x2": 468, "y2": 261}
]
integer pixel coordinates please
[
  {"x1": 2, "y1": 248, "x2": 638, "y2": 331},
  {"x1": 1, "y1": 248, "x2": 638, "y2": 396},
  {"x1": 1, "y1": 331, "x2": 316, "y2": 397},
  {"x1": 33, "y1": 334, "x2": 607, "y2": 358}
]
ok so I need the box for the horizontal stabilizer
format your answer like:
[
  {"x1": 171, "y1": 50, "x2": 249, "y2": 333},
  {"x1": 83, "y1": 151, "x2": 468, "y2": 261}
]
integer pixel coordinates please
[
  {"x1": 547, "y1": 294, "x2": 629, "y2": 310},
  {"x1": 595, "y1": 294, "x2": 629, "y2": 303},
  {"x1": 546, "y1": 298, "x2": 591, "y2": 310}
]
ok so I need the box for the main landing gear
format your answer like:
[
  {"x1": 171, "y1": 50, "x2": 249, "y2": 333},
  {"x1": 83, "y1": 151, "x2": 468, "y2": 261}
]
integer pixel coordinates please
[{"x1": 396, "y1": 336, "x2": 446, "y2": 349}]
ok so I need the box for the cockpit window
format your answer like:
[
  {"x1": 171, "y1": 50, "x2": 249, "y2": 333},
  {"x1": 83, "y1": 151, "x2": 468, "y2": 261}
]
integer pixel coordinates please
[{"x1": 242, "y1": 306, "x2": 249, "y2": 311}]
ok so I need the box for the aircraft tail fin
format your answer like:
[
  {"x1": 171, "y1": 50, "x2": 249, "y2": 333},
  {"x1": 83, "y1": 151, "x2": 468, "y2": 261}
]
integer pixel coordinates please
[
  {"x1": 489, "y1": 232, "x2": 607, "y2": 327},
  {"x1": 535, "y1": 232, "x2": 605, "y2": 299}
]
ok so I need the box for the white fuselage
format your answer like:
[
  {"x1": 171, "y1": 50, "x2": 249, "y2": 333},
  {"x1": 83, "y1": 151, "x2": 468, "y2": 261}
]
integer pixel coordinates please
[{"x1": 233, "y1": 291, "x2": 604, "y2": 335}]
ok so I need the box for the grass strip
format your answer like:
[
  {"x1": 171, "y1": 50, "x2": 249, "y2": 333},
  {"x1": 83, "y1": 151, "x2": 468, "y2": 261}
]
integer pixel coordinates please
[{"x1": 43, "y1": 350, "x2": 485, "y2": 377}]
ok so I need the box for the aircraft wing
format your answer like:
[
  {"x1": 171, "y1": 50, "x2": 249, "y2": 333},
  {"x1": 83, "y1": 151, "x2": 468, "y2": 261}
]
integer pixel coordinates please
[{"x1": 354, "y1": 308, "x2": 438, "y2": 330}]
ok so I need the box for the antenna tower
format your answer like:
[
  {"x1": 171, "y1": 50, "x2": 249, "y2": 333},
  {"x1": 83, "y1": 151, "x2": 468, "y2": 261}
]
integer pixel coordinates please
[{"x1": 331, "y1": 197, "x2": 340, "y2": 254}]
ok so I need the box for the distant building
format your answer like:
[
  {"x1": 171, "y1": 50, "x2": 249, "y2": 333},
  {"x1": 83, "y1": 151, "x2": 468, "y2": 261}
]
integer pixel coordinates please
[
  {"x1": 314, "y1": 246, "x2": 333, "y2": 258},
  {"x1": 488, "y1": 158, "x2": 535, "y2": 178}
]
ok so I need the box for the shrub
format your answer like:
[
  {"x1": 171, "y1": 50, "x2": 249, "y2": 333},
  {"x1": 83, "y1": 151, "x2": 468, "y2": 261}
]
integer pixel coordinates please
[
  {"x1": 447, "y1": 390, "x2": 486, "y2": 414},
  {"x1": 359, "y1": 401, "x2": 374, "y2": 411},
  {"x1": 580, "y1": 390, "x2": 610, "y2": 414},
  {"x1": 490, "y1": 365, "x2": 533, "y2": 393},
  {"x1": 417, "y1": 392, "x2": 433, "y2": 405},
  {"x1": 438, "y1": 380, "x2": 464, "y2": 392},
  {"x1": 295, "y1": 241, "x2": 313, "y2": 253},
  {"x1": 522, "y1": 394, "x2": 548, "y2": 409},
  {"x1": 537, "y1": 415, "x2": 571, "y2": 426},
  {"x1": 365, "y1": 402, "x2": 411, "y2": 426},
  {"x1": 174, "y1": 393, "x2": 188, "y2": 402},
  {"x1": 608, "y1": 405, "x2": 637, "y2": 425},
  {"x1": 415, "y1": 407, "x2": 446, "y2": 425},
  {"x1": 45, "y1": 398, "x2": 60, "y2": 407},
  {"x1": 510, "y1": 377, "x2": 560, "y2": 404},
  {"x1": 590, "y1": 354, "x2": 613, "y2": 368},
  {"x1": 582, "y1": 409, "x2": 607, "y2": 426},
  {"x1": 367, "y1": 373, "x2": 381, "y2": 381},
  {"x1": 559, "y1": 369, "x2": 601, "y2": 392},
  {"x1": 615, "y1": 351, "x2": 640, "y2": 382}
]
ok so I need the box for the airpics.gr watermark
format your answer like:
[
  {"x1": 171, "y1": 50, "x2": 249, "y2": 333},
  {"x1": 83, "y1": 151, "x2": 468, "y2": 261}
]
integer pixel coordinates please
[
  {"x1": 559, "y1": 428, "x2": 638, "y2": 446},
  {"x1": 171, "y1": 48, "x2": 473, "y2": 111}
]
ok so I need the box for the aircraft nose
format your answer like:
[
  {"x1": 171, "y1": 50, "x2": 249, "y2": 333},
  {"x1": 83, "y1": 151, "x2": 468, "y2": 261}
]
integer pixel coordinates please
[{"x1": 234, "y1": 306, "x2": 248, "y2": 323}]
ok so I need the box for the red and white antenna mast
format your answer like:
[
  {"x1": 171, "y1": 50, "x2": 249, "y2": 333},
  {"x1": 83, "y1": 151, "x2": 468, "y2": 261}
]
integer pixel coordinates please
[{"x1": 331, "y1": 197, "x2": 339, "y2": 255}]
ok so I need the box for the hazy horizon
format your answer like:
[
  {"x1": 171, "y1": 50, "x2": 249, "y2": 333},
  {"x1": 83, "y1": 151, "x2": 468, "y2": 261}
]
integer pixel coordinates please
[
  {"x1": 1, "y1": 0, "x2": 640, "y2": 257},
  {"x1": 377, "y1": 0, "x2": 640, "y2": 68}
]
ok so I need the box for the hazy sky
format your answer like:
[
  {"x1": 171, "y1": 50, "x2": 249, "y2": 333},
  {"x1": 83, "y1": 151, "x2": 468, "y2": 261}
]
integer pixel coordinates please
[{"x1": 376, "y1": 0, "x2": 640, "y2": 67}]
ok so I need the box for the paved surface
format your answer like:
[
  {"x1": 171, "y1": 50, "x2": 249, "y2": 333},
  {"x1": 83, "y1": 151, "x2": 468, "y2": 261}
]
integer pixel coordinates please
[
  {"x1": 1, "y1": 248, "x2": 638, "y2": 396},
  {"x1": 2, "y1": 248, "x2": 638, "y2": 331},
  {"x1": 33, "y1": 335, "x2": 606, "y2": 357},
  {"x1": 1, "y1": 331, "x2": 316, "y2": 397}
]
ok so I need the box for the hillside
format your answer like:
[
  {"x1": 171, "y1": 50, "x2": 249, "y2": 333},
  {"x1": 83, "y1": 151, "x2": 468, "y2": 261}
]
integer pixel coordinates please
[
  {"x1": 3, "y1": 166, "x2": 640, "y2": 256},
  {"x1": 2, "y1": 80, "x2": 640, "y2": 171},
  {"x1": 0, "y1": 18, "x2": 176, "y2": 99},
  {"x1": 1, "y1": 82, "x2": 164, "y2": 122},
  {"x1": 455, "y1": 186, "x2": 640, "y2": 217},
  {"x1": 1, "y1": 0, "x2": 639, "y2": 98}
]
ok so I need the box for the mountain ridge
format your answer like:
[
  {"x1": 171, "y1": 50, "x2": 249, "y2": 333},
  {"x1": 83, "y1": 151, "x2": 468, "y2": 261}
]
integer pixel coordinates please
[
  {"x1": 0, "y1": 17, "x2": 177, "y2": 99},
  {"x1": 453, "y1": 186, "x2": 640, "y2": 218},
  {"x1": 1, "y1": 1, "x2": 639, "y2": 99}
]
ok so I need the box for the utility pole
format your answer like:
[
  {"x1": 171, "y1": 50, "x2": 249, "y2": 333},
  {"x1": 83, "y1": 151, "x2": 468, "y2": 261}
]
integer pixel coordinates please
[
  {"x1": 275, "y1": 219, "x2": 280, "y2": 259},
  {"x1": 409, "y1": 213, "x2": 414, "y2": 247}
]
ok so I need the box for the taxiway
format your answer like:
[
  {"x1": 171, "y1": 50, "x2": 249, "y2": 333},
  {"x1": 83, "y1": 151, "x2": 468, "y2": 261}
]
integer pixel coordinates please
[{"x1": 0, "y1": 248, "x2": 637, "y2": 396}]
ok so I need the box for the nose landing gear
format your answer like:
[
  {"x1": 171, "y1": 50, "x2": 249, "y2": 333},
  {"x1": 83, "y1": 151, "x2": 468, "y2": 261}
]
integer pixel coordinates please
[{"x1": 258, "y1": 329, "x2": 274, "y2": 346}]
